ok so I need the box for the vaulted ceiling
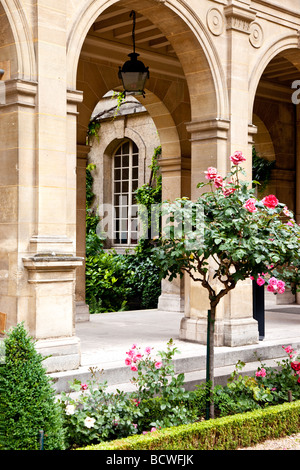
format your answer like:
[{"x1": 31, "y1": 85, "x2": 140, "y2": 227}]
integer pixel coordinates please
[{"x1": 80, "y1": 5, "x2": 185, "y2": 80}]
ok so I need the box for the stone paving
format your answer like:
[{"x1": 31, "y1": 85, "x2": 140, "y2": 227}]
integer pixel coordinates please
[{"x1": 50, "y1": 304, "x2": 300, "y2": 394}]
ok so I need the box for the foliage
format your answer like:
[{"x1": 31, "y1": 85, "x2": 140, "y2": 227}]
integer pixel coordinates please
[
  {"x1": 0, "y1": 323, "x2": 65, "y2": 450},
  {"x1": 135, "y1": 145, "x2": 162, "y2": 245},
  {"x1": 86, "y1": 164, "x2": 104, "y2": 257},
  {"x1": 80, "y1": 400, "x2": 300, "y2": 450},
  {"x1": 86, "y1": 121, "x2": 101, "y2": 145},
  {"x1": 121, "y1": 252, "x2": 162, "y2": 309},
  {"x1": 111, "y1": 90, "x2": 126, "y2": 118},
  {"x1": 85, "y1": 251, "x2": 130, "y2": 313},
  {"x1": 125, "y1": 339, "x2": 196, "y2": 430},
  {"x1": 59, "y1": 340, "x2": 195, "y2": 448},
  {"x1": 252, "y1": 146, "x2": 276, "y2": 194}
]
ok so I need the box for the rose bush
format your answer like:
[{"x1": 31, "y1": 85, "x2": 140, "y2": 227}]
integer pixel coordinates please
[
  {"x1": 151, "y1": 151, "x2": 300, "y2": 417},
  {"x1": 58, "y1": 339, "x2": 196, "y2": 448}
]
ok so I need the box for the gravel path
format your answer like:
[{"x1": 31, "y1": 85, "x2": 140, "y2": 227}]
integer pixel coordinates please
[{"x1": 237, "y1": 432, "x2": 300, "y2": 450}]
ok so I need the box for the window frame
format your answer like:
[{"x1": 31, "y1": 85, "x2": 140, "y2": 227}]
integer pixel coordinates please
[{"x1": 112, "y1": 139, "x2": 139, "y2": 246}]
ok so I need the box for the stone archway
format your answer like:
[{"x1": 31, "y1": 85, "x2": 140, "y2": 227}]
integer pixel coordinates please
[
  {"x1": 68, "y1": 0, "x2": 225, "y2": 320},
  {"x1": 250, "y1": 39, "x2": 300, "y2": 309}
]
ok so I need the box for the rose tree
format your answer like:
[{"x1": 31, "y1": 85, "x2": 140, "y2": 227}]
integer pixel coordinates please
[{"x1": 151, "y1": 151, "x2": 300, "y2": 418}]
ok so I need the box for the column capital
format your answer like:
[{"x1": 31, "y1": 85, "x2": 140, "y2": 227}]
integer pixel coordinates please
[
  {"x1": 185, "y1": 118, "x2": 230, "y2": 142},
  {"x1": 67, "y1": 88, "x2": 83, "y2": 115},
  {"x1": 224, "y1": 3, "x2": 256, "y2": 33},
  {"x1": 0, "y1": 78, "x2": 37, "y2": 109}
]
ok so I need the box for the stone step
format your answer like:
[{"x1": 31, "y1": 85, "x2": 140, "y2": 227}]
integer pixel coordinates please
[{"x1": 49, "y1": 339, "x2": 300, "y2": 395}]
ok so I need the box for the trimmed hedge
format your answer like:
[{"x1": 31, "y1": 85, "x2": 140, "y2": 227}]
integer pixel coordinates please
[{"x1": 78, "y1": 400, "x2": 300, "y2": 450}]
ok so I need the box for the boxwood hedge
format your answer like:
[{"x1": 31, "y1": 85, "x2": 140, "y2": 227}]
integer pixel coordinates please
[{"x1": 78, "y1": 400, "x2": 300, "y2": 451}]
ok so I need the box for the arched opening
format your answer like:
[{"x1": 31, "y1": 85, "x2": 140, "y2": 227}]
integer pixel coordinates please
[
  {"x1": 69, "y1": 0, "x2": 221, "y2": 319},
  {"x1": 251, "y1": 45, "x2": 300, "y2": 333}
]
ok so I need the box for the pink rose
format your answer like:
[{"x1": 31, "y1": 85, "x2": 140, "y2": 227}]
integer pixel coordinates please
[
  {"x1": 267, "y1": 284, "x2": 275, "y2": 293},
  {"x1": 223, "y1": 184, "x2": 237, "y2": 197},
  {"x1": 204, "y1": 167, "x2": 218, "y2": 180},
  {"x1": 243, "y1": 198, "x2": 257, "y2": 213},
  {"x1": 257, "y1": 276, "x2": 265, "y2": 286},
  {"x1": 145, "y1": 347, "x2": 152, "y2": 355},
  {"x1": 214, "y1": 175, "x2": 223, "y2": 188},
  {"x1": 81, "y1": 383, "x2": 88, "y2": 390},
  {"x1": 255, "y1": 368, "x2": 266, "y2": 377},
  {"x1": 286, "y1": 221, "x2": 294, "y2": 226},
  {"x1": 277, "y1": 280, "x2": 285, "y2": 294},
  {"x1": 125, "y1": 357, "x2": 132, "y2": 366},
  {"x1": 131, "y1": 364, "x2": 138, "y2": 372},
  {"x1": 291, "y1": 361, "x2": 300, "y2": 372},
  {"x1": 262, "y1": 194, "x2": 279, "y2": 209},
  {"x1": 283, "y1": 206, "x2": 292, "y2": 217},
  {"x1": 155, "y1": 361, "x2": 162, "y2": 369},
  {"x1": 230, "y1": 151, "x2": 246, "y2": 165},
  {"x1": 268, "y1": 277, "x2": 278, "y2": 286}
]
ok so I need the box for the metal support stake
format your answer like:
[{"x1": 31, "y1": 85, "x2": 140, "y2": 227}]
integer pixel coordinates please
[
  {"x1": 205, "y1": 309, "x2": 211, "y2": 420},
  {"x1": 39, "y1": 429, "x2": 44, "y2": 450}
]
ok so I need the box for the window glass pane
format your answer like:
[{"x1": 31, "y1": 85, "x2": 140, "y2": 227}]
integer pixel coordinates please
[
  {"x1": 114, "y1": 182, "x2": 121, "y2": 193},
  {"x1": 114, "y1": 168, "x2": 121, "y2": 180},
  {"x1": 114, "y1": 155, "x2": 121, "y2": 167},
  {"x1": 122, "y1": 181, "x2": 129, "y2": 193},
  {"x1": 132, "y1": 180, "x2": 138, "y2": 191},
  {"x1": 131, "y1": 205, "x2": 138, "y2": 217},
  {"x1": 132, "y1": 142, "x2": 138, "y2": 154},
  {"x1": 121, "y1": 206, "x2": 128, "y2": 218},
  {"x1": 122, "y1": 168, "x2": 129, "y2": 180},
  {"x1": 122, "y1": 155, "x2": 129, "y2": 167},
  {"x1": 132, "y1": 167, "x2": 138, "y2": 180},
  {"x1": 133, "y1": 154, "x2": 138, "y2": 167},
  {"x1": 122, "y1": 141, "x2": 129, "y2": 155}
]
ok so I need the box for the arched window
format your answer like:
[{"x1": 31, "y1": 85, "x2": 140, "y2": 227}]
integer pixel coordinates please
[{"x1": 113, "y1": 140, "x2": 139, "y2": 245}]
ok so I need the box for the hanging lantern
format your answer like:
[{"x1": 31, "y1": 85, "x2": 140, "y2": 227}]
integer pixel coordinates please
[{"x1": 118, "y1": 11, "x2": 149, "y2": 96}]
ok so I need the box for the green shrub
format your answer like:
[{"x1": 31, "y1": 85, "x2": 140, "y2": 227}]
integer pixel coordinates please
[
  {"x1": 85, "y1": 250, "x2": 161, "y2": 313},
  {"x1": 85, "y1": 252, "x2": 130, "y2": 313},
  {"x1": 0, "y1": 323, "x2": 65, "y2": 450},
  {"x1": 80, "y1": 400, "x2": 300, "y2": 450}
]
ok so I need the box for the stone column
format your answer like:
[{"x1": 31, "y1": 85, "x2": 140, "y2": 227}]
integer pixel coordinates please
[{"x1": 20, "y1": 2, "x2": 83, "y2": 371}]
